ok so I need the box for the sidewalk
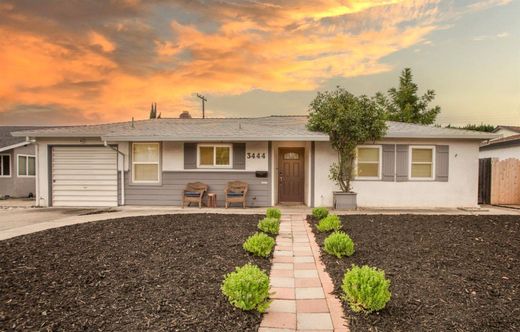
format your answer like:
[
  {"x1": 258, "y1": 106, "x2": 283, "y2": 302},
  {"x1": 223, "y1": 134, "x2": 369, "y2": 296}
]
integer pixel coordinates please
[{"x1": 259, "y1": 214, "x2": 348, "y2": 332}]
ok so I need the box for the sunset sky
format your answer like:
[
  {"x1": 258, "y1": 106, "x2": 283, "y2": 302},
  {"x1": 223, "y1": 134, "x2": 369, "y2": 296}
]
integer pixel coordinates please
[{"x1": 0, "y1": 0, "x2": 518, "y2": 126}]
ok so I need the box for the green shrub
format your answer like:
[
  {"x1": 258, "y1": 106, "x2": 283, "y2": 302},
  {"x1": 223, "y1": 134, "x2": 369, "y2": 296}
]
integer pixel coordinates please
[
  {"x1": 258, "y1": 217, "x2": 280, "y2": 235},
  {"x1": 266, "y1": 207, "x2": 282, "y2": 220},
  {"x1": 316, "y1": 214, "x2": 341, "y2": 232},
  {"x1": 221, "y1": 263, "x2": 271, "y2": 313},
  {"x1": 243, "y1": 232, "x2": 275, "y2": 257},
  {"x1": 341, "y1": 265, "x2": 391, "y2": 313},
  {"x1": 312, "y1": 207, "x2": 329, "y2": 220},
  {"x1": 324, "y1": 231, "x2": 354, "y2": 258}
]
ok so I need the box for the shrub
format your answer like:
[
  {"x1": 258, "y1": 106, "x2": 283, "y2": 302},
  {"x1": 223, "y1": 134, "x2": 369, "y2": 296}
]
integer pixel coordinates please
[
  {"x1": 316, "y1": 214, "x2": 341, "y2": 232},
  {"x1": 258, "y1": 217, "x2": 280, "y2": 235},
  {"x1": 266, "y1": 207, "x2": 282, "y2": 220},
  {"x1": 221, "y1": 263, "x2": 271, "y2": 313},
  {"x1": 341, "y1": 265, "x2": 391, "y2": 313},
  {"x1": 243, "y1": 232, "x2": 275, "y2": 257},
  {"x1": 312, "y1": 207, "x2": 329, "y2": 220},
  {"x1": 324, "y1": 231, "x2": 354, "y2": 258}
]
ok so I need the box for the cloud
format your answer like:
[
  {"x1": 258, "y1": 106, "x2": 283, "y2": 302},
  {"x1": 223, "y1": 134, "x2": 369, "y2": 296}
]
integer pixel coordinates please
[{"x1": 472, "y1": 31, "x2": 510, "y2": 41}]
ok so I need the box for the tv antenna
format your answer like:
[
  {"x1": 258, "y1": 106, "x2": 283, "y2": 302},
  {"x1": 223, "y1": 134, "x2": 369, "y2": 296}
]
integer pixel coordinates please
[{"x1": 196, "y1": 94, "x2": 207, "y2": 119}]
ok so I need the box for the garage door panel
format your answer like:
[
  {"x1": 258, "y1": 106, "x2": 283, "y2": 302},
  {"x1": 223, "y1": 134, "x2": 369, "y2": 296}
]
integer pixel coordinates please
[{"x1": 52, "y1": 147, "x2": 118, "y2": 207}]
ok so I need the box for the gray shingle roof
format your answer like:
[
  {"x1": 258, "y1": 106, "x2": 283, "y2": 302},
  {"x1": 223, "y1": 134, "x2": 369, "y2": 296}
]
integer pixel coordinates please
[
  {"x1": 0, "y1": 126, "x2": 51, "y2": 149},
  {"x1": 11, "y1": 116, "x2": 497, "y2": 141}
]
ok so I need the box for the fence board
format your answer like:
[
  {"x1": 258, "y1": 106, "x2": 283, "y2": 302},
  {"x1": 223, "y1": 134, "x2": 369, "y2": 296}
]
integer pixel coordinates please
[{"x1": 491, "y1": 158, "x2": 520, "y2": 205}]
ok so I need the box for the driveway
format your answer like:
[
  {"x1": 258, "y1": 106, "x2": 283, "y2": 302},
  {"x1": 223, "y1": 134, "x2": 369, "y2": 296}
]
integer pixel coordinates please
[{"x1": 0, "y1": 208, "x2": 102, "y2": 232}]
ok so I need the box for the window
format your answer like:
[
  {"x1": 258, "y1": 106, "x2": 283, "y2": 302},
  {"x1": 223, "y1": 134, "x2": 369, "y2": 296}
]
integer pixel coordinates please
[
  {"x1": 17, "y1": 155, "x2": 36, "y2": 177},
  {"x1": 132, "y1": 143, "x2": 160, "y2": 183},
  {"x1": 197, "y1": 144, "x2": 232, "y2": 168},
  {"x1": 283, "y1": 152, "x2": 300, "y2": 160},
  {"x1": 355, "y1": 146, "x2": 381, "y2": 179},
  {"x1": 409, "y1": 146, "x2": 435, "y2": 180},
  {"x1": 0, "y1": 154, "x2": 10, "y2": 177}
]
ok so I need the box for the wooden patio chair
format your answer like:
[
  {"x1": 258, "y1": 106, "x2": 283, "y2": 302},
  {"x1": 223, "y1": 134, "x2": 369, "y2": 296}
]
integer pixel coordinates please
[
  {"x1": 225, "y1": 181, "x2": 248, "y2": 208},
  {"x1": 182, "y1": 182, "x2": 208, "y2": 208}
]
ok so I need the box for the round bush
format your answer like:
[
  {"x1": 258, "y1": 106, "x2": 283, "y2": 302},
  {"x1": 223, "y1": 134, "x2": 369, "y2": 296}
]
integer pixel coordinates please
[
  {"x1": 221, "y1": 263, "x2": 271, "y2": 313},
  {"x1": 266, "y1": 207, "x2": 282, "y2": 220},
  {"x1": 243, "y1": 232, "x2": 275, "y2": 258},
  {"x1": 316, "y1": 214, "x2": 341, "y2": 232},
  {"x1": 258, "y1": 217, "x2": 280, "y2": 235},
  {"x1": 324, "y1": 231, "x2": 354, "y2": 258},
  {"x1": 341, "y1": 265, "x2": 391, "y2": 313},
  {"x1": 312, "y1": 207, "x2": 329, "y2": 220}
]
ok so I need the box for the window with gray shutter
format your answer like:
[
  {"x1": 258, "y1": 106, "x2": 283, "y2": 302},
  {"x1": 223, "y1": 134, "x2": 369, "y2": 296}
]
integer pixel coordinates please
[
  {"x1": 233, "y1": 143, "x2": 246, "y2": 169},
  {"x1": 184, "y1": 143, "x2": 197, "y2": 169},
  {"x1": 396, "y1": 144, "x2": 409, "y2": 182},
  {"x1": 435, "y1": 145, "x2": 449, "y2": 182},
  {"x1": 382, "y1": 144, "x2": 395, "y2": 181}
]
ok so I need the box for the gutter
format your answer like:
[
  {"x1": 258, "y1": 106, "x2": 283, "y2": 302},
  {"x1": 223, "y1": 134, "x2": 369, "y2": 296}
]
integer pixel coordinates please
[{"x1": 104, "y1": 141, "x2": 125, "y2": 206}]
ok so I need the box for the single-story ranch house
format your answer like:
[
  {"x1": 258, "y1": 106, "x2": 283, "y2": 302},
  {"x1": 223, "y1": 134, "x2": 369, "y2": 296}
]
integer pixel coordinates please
[{"x1": 12, "y1": 116, "x2": 495, "y2": 208}]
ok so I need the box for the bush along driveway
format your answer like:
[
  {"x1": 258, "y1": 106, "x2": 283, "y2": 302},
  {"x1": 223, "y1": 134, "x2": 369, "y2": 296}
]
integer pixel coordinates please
[
  {"x1": 308, "y1": 214, "x2": 520, "y2": 332},
  {"x1": 0, "y1": 214, "x2": 270, "y2": 331}
]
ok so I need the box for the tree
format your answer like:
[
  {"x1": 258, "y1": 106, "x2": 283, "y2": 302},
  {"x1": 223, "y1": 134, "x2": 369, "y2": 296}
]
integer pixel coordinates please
[
  {"x1": 307, "y1": 87, "x2": 387, "y2": 192},
  {"x1": 149, "y1": 102, "x2": 158, "y2": 119},
  {"x1": 377, "y1": 68, "x2": 440, "y2": 125},
  {"x1": 445, "y1": 123, "x2": 495, "y2": 132}
]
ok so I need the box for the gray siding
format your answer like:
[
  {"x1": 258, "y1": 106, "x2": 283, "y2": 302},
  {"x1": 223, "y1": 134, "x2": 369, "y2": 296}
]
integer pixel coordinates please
[
  {"x1": 435, "y1": 145, "x2": 449, "y2": 182},
  {"x1": 124, "y1": 171, "x2": 271, "y2": 207},
  {"x1": 0, "y1": 144, "x2": 36, "y2": 198},
  {"x1": 381, "y1": 144, "x2": 395, "y2": 181}
]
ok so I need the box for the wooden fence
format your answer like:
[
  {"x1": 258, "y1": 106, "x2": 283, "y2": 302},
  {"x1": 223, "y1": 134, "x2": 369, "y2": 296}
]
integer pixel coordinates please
[{"x1": 490, "y1": 158, "x2": 520, "y2": 205}]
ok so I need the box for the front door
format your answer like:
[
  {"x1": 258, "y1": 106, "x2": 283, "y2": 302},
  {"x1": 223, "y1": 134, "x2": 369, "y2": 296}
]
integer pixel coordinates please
[{"x1": 278, "y1": 148, "x2": 305, "y2": 203}]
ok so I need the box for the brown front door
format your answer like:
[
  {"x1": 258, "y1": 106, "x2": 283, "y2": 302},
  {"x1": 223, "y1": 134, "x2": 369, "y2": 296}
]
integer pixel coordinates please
[{"x1": 278, "y1": 148, "x2": 305, "y2": 203}]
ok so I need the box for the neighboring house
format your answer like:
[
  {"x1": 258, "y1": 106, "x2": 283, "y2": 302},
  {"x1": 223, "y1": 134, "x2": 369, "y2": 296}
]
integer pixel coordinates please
[
  {"x1": 480, "y1": 134, "x2": 520, "y2": 160},
  {"x1": 12, "y1": 116, "x2": 495, "y2": 208},
  {"x1": 492, "y1": 125, "x2": 520, "y2": 138},
  {"x1": 0, "y1": 126, "x2": 42, "y2": 198}
]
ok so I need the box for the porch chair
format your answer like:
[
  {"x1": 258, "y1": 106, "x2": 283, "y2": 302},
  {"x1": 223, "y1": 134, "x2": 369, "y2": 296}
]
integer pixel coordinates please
[
  {"x1": 225, "y1": 181, "x2": 248, "y2": 208},
  {"x1": 182, "y1": 182, "x2": 208, "y2": 208}
]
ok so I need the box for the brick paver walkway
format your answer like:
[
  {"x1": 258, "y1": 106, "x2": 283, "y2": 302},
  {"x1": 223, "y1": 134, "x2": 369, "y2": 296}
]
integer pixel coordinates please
[{"x1": 259, "y1": 214, "x2": 348, "y2": 332}]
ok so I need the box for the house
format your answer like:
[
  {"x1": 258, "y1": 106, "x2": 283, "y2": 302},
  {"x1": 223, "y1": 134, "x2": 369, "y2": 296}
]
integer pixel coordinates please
[
  {"x1": 12, "y1": 116, "x2": 495, "y2": 208},
  {"x1": 492, "y1": 125, "x2": 520, "y2": 138},
  {"x1": 0, "y1": 126, "x2": 41, "y2": 198},
  {"x1": 480, "y1": 134, "x2": 520, "y2": 160}
]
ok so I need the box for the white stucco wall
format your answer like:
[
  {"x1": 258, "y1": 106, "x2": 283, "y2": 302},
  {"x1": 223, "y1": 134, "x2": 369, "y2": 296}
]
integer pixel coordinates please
[
  {"x1": 479, "y1": 146, "x2": 520, "y2": 161},
  {"x1": 494, "y1": 128, "x2": 518, "y2": 138},
  {"x1": 314, "y1": 140, "x2": 481, "y2": 208}
]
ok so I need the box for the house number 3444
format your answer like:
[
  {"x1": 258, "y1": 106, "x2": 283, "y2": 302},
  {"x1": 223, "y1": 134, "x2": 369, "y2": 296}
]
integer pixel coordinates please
[{"x1": 246, "y1": 152, "x2": 266, "y2": 159}]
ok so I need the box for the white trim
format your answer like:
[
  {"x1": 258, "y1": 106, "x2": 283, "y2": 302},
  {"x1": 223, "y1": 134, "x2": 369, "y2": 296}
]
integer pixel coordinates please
[
  {"x1": 354, "y1": 145, "x2": 382, "y2": 180},
  {"x1": 0, "y1": 154, "x2": 11, "y2": 177},
  {"x1": 0, "y1": 141, "x2": 32, "y2": 153},
  {"x1": 408, "y1": 145, "x2": 436, "y2": 180},
  {"x1": 17, "y1": 154, "x2": 36, "y2": 177},
  {"x1": 131, "y1": 142, "x2": 161, "y2": 183},
  {"x1": 196, "y1": 143, "x2": 233, "y2": 168}
]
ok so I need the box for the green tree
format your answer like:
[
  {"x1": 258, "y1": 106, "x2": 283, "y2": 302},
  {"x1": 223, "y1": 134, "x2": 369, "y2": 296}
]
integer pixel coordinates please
[
  {"x1": 307, "y1": 87, "x2": 387, "y2": 192},
  {"x1": 149, "y1": 102, "x2": 157, "y2": 119},
  {"x1": 377, "y1": 68, "x2": 440, "y2": 125},
  {"x1": 445, "y1": 123, "x2": 495, "y2": 132}
]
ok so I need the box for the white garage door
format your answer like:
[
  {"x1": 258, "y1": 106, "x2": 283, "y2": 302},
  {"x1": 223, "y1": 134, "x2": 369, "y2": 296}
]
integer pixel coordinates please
[{"x1": 52, "y1": 146, "x2": 118, "y2": 207}]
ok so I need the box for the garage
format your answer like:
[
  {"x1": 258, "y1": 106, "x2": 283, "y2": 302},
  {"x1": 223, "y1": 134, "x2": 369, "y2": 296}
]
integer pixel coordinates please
[{"x1": 51, "y1": 146, "x2": 118, "y2": 207}]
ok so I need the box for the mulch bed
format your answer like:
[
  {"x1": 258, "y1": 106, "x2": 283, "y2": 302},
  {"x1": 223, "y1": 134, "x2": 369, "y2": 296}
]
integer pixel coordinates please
[
  {"x1": 0, "y1": 214, "x2": 270, "y2": 331},
  {"x1": 308, "y1": 214, "x2": 520, "y2": 332}
]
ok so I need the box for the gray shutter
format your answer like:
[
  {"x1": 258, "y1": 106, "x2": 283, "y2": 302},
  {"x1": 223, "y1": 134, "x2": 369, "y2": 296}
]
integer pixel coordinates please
[
  {"x1": 233, "y1": 143, "x2": 246, "y2": 169},
  {"x1": 396, "y1": 144, "x2": 409, "y2": 182},
  {"x1": 184, "y1": 143, "x2": 197, "y2": 169},
  {"x1": 435, "y1": 145, "x2": 449, "y2": 182},
  {"x1": 382, "y1": 144, "x2": 395, "y2": 181}
]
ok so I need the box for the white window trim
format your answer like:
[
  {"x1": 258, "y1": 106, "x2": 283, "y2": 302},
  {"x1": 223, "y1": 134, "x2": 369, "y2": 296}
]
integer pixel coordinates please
[
  {"x1": 354, "y1": 145, "x2": 382, "y2": 180},
  {"x1": 0, "y1": 154, "x2": 11, "y2": 178},
  {"x1": 197, "y1": 144, "x2": 233, "y2": 169},
  {"x1": 409, "y1": 145, "x2": 436, "y2": 181},
  {"x1": 17, "y1": 154, "x2": 36, "y2": 177},
  {"x1": 132, "y1": 142, "x2": 161, "y2": 183}
]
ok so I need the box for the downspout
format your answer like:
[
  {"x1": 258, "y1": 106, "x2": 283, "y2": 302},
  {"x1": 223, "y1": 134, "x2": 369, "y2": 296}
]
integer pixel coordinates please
[
  {"x1": 104, "y1": 141, "x2": 125, "y2": 206},
  {"x1": 26, "y1": 137, "x2": 38, "y2": 206}
]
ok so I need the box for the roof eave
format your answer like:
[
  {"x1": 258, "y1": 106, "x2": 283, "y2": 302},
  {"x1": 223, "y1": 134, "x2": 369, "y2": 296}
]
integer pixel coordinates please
[
  {"x1": 101, "y1": 135, "x2": 330, "y2": 142},
  {"x1": 0, "y1": 141, "x2": 33, "y2": 153}
]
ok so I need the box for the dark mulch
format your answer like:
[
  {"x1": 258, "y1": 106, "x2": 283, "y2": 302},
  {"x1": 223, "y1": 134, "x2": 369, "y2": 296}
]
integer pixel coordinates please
[
  {"x1": 308, "y1": 214, "x2": 520, "y2": 332},
  {"x1": 0, "y1": 214, "x2": 270, "y2": 331}
]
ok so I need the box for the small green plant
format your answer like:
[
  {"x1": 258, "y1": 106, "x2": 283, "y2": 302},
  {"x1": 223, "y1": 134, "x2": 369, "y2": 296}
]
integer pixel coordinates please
[
  {"x1": 324, "y1": 231, "x2": 354, "y2": 258},
  {"x1": 316, "y1": 214, "x2": 341, "y2": 232},
  {"x1": 221, "y1": 263, "x2": 271, "y2": 313},
  {"x1": 243, "y1": 232, "x2": 276, "y2": 258},
  {"x1": 266, "y1": 207, "x2": 281, "y2": 220},
  {"x1": 312, "y1": 207, "x2": 329, "y2": 220},
  {"x1": 258, "y1": 217, "x2": 280, "y2": 235},
  {"x1": 341, "y1": 265, "x2": 391, "y2": 313}
]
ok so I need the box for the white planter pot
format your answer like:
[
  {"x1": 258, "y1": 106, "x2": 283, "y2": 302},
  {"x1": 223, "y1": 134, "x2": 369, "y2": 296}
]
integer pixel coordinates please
[{"x1": 333, "y1": 192, "x2": 357, "y2": 210}]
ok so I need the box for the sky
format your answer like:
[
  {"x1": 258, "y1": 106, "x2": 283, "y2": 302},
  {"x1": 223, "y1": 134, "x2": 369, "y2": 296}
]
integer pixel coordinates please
[{"x1": 0, "y1": 0, "x2": 518, "y2": 126}]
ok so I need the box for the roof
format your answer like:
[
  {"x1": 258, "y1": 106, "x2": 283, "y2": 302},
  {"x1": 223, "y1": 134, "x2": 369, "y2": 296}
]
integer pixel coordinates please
[
  {"x1": 11, "y1": 116, "x2": 498, "y2": 141},
  {"x1": 0, "y1": 126, "x2": 48, "y2": 150},
  {"x1": 480, "y1": 133, "x2": 520, "y2": 150},
  {"x1": 492, "y1": 125, "x2": 520, "y2": 134}
]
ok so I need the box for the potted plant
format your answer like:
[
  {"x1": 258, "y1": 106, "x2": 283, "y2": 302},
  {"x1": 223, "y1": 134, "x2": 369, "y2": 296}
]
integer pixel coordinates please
[{"x1": 307, "y1": 87, "x2": 387, "y2": 209}]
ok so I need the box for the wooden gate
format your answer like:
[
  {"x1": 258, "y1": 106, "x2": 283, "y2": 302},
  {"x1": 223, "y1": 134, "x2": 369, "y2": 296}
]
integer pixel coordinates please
[
  {"x1": 478, "y1": 158, "x2": 491, "y2": 204},
  {"x1": 490, "y1": 158, "x2": 520, "y2": 205}
]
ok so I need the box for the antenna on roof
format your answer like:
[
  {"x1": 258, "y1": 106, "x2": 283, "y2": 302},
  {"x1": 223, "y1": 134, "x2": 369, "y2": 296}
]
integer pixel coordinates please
[
  {"x1": 196, "y1": 93, "x2": 207, "y2": 119},
  {"x1": 131, "y1": 117, "x2": 135, "y2": 128}
]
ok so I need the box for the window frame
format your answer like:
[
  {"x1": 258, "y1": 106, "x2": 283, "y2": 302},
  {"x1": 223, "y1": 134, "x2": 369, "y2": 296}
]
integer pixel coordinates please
[
  {"x1": 197, "y1": 143, "x2": 233, "y2": 169},
  {"x1": 131, "y1": 142, "x2": 161, "y2": 184},
  {"x1": 354, "y1": 145, "x2": 382, "y2": 180},
  {"x1": 0, "y1": 154, "x2": 11, "y2": 178},
  {"x1": 17, "y1": 154, "x2": 36, "y2": 177},
  {"x1": 408, "y1": 145, "x2": 436, "y2": 181}
]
